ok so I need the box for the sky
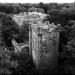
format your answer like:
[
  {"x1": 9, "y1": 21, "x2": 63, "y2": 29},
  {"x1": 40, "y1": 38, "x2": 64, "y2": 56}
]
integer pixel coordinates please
[{"x1": 0, "y1": 0, "x2": 75, "y2": 3}]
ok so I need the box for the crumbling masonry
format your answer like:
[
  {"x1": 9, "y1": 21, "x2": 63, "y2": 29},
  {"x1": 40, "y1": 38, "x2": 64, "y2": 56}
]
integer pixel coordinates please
[{"x1": 29, "y1": 21, "x2": 60, "y2": 72}]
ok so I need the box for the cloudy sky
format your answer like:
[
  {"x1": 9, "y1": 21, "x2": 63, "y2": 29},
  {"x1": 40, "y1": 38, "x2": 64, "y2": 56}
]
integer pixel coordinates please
[{"x1": 0, "y1": 0, "x2": 75, "y2": 3}]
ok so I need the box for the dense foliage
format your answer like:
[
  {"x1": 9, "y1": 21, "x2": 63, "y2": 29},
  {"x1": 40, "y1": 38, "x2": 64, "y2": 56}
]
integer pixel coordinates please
[
  {"x1": 0, "y1": 45, "x2": 18, "y2": 74},
  {"x1": 0, "y1": 12, "x2": 20, "y2": 48},
  {"x1": 17, "y1": 21, "x2": 29, "y2": 43},
  {"x1": 0, "y1": 2, "x2": 75, "y2": 74}
]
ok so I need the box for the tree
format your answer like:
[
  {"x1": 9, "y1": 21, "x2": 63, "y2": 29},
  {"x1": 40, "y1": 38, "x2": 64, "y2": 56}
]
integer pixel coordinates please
[
  {"x1": 39, "y1": 2, "x2": 48, "y2": 13},
  {"x1": 0, "y1": 45, "x2": 18, "y2": 74},
  {"x1": 28, "y1": 7, "x2": 45, "y2": 13},
  {"x1": 0, "y1": 12, "x2": 20, "y2": 48},
  {"x1": 17, "y1": 21, "x2": 29, "y2": 43},
  {"x1": 47, "y1": 9, "x2": 61, "y2": 24}
]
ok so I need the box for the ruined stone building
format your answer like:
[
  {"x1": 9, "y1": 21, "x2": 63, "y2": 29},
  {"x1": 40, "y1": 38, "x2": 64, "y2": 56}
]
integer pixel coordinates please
[
  {"x1": 29, "y1": 21, "x2": 60, "y2": 73},
  {"x1": 13, "y1": 12, "x2": 60, "y2": 73}
]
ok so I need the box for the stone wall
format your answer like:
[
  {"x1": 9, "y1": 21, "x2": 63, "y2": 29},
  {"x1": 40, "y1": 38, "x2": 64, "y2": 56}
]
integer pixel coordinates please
[{"x1": 29, "y1": 22, "x2": 60, "y2": 73}]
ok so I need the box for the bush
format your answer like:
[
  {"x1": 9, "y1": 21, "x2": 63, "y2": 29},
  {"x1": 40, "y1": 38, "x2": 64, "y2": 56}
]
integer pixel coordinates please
[{"x1": 0, "y1": 45, "x2": 18, "y2": 74}]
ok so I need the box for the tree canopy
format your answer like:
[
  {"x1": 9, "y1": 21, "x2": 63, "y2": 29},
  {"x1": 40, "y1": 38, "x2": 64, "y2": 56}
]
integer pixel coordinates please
[{"x1": 0, "y1": 12, "x2": 20, "y2": 48}]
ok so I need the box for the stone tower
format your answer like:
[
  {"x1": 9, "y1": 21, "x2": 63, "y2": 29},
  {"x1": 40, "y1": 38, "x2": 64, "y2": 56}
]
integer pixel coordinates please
[{"x1": 29, "y1": 21, "x2": 60, "y2": 73}]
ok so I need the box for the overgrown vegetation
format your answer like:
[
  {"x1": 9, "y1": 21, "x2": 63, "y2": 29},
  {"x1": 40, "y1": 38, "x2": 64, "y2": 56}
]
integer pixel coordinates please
[
  {"x1": 0, "y1": 45, "x2": 18, "y2": 74},
  {"x1": 0, "y1": 2, "x2": 75, "y2": 74}
]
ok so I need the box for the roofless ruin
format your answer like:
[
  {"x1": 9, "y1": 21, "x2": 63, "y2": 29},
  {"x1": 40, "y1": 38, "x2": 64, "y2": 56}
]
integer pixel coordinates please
[{"x1": 13, "y1": 12, "x2": 60, "y2": 73}]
